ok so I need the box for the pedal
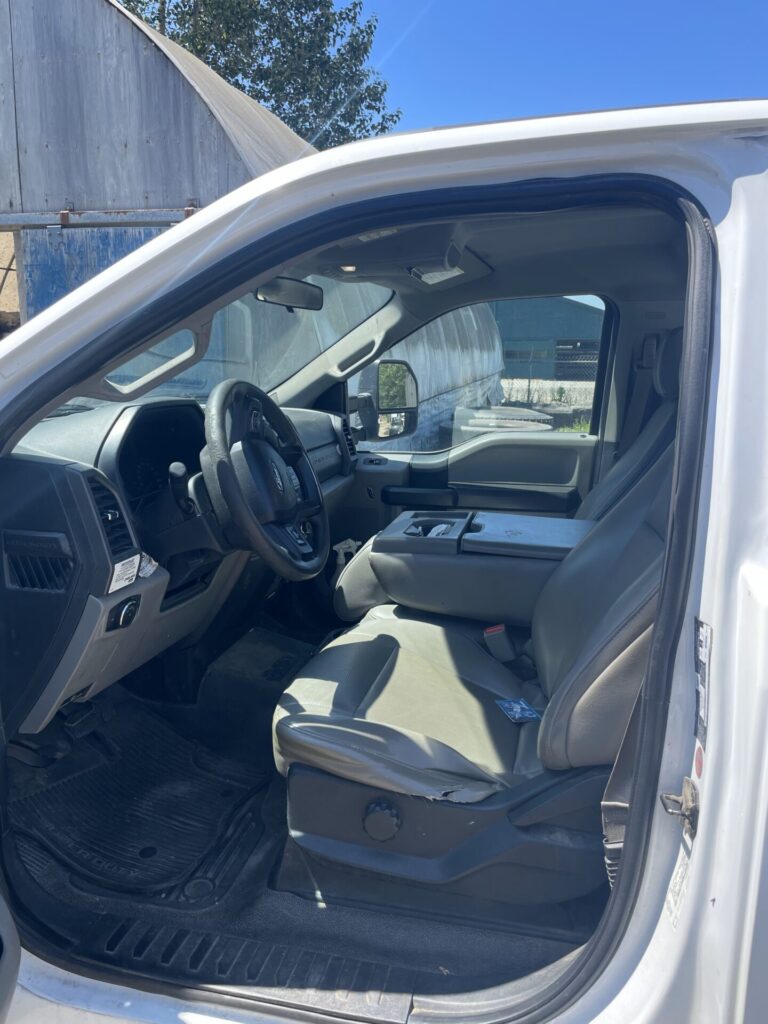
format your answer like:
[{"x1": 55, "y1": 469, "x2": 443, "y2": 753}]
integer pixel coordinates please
[
  {"x1": 60, "y1": 701, "x2": 101, "y2": 739},
  {"x1": 8, "y1": 735, "x2": 71, "y2": 767}
]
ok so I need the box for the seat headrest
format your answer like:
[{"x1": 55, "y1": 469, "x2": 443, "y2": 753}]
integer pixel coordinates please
[{"x1": 654, "y1": 327, "x2": 683, "y2": 400}]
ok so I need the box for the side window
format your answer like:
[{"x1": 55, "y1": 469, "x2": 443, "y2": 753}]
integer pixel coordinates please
[{"x1": 348, "y1": 295, "x2": 606, "y2": 452}]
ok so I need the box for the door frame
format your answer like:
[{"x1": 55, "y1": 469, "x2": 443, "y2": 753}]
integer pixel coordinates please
[{"x1": 0, "y1": 173, "x2": 716, "y2": 1023}]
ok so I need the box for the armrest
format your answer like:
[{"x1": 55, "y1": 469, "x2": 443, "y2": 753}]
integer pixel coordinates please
[
  {"x1": 462, "y1": 512, "x2": 594, "y2": 559},
  {"x1": 369, "y1": 550, "x2": 557, "y2": 626},
  {"x1": 364, "y1": 510, "x2": 596, "y2": 626}
]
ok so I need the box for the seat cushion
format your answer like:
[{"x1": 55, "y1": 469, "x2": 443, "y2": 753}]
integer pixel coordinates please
[{"x1": 273, "y1": 605, "x2": 545, "y2": 803}]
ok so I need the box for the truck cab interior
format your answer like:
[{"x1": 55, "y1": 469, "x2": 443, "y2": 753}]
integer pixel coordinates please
[{"x1": 0, "y1": 195, "x2": 693, "y2": 1019}]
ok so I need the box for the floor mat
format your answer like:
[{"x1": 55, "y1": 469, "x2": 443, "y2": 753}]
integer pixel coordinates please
[
  {"x1": 6, "y1": 633, "x2": 596, "y2": 1015},
  {"x1": 151, "y1": 626, "x2": 316, "y2": 769},
  {"x1": 9, "y1": 697, "x2": 267, "y2": 895},
  {"x1": 10, "y1": 824, "x2": 580, "y2": 1020}
]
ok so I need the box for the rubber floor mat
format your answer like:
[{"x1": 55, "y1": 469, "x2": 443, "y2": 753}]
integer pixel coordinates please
[
  {"x1": 9, "y1": 699, "x2": 267, "y2": 894},
  {"x1": 153, "y1": 627, "x2": 316, "y2": 769}
]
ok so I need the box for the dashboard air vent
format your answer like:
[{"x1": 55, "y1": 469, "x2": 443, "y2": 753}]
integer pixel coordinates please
[
  {"x1": 88, "y1": 478, "x2": 134, "y2": 558},
  {"x1": 7, "y1": 553, "x2": 73, "y2": 591},
  {"x1": 341, "y1": 418, "x2": 356, "y2": 459},
  {"x1": 4, "y1": 530, "x2": 75, "y2": 592},
  {"x1": 4, "y1": 531, "x2": 74, "y2": 592}
]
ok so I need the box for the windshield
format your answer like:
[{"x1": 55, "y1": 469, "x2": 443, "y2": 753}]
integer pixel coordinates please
[
  {"x1": 126, "y1": 275, "x2": 391, "y2": 402},
  {"x1": 48, "y1": 274, "x2": 392, "y2": 417}
]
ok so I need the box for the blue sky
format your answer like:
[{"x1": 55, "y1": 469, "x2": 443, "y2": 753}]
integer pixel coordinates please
[{"x1": 359, "y1": 0, "x2": 768, "y2": 132}]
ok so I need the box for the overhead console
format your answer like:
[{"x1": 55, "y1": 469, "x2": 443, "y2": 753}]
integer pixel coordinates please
[{"x1": 366, "y1": 510, "x2": 594, "y2": 624}]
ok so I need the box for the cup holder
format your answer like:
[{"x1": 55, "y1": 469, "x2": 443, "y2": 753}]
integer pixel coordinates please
[{"x1": 404, "y1": 519, "x2": 453, "y2": 538}]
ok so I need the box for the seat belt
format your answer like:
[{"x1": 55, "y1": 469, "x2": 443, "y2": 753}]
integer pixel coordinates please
[
  {"x1": 601, "y1": 691, "x2": 642, "y2": 887},
  {"x1": 616, "y1": 334, "x2": 659, "y2": 459}
]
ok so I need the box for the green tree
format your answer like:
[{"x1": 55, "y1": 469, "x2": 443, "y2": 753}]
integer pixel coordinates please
[
  {"x1": 122, "y1": 0, "x2": 401, "y2": 148},
  {"x1": 378, "y1": 361, "x2": 409, "y2": 410}
]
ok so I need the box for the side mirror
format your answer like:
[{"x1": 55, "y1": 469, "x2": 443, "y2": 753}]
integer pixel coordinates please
[{"x1": 375, "y1": 359, "x2": 418, "y2": 440}]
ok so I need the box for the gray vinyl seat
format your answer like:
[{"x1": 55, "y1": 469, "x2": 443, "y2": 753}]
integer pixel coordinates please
[
  {"x1": 575, "y1": 326, "x2": 681, "y2": 521},
  {"x1": 274, "y1": 444, "x2": 674, "y2": 804}
]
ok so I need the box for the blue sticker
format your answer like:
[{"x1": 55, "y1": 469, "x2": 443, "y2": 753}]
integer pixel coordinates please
[{"x1": 496, "y1": 698, "x2": 541, "y2": 723}]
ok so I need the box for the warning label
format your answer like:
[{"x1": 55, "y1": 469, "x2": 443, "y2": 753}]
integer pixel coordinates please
[
  {"x1": 665, "y1": 842, "x2": 691, "y2": 929},
  {"x1": 694, "y1": 618, "x2": 712, "y2": 748},
  {"x1": 108, "y1": 554, "x2": 140, "y2": 594}
]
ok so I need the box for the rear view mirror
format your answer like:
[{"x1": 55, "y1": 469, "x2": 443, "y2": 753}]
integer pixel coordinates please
[
  {"x1": 376, "y1": 359, "x2": 418, "y2": 439},
  {"x1": 255, "y1": 277, "x2": 323, "y2": 311}
]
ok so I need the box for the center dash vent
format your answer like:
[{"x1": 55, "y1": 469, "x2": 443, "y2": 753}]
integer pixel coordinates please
[
  {"x1": 341, "y1": 418, "x2": 356, "y2": 459},
  {"x1": 88, "y1": 478, "x2": 134, "y2": 558}
]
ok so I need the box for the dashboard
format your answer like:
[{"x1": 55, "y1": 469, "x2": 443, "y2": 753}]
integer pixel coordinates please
[{"x1": 0, "y1": 398, "x2": 356, "y2": 738}]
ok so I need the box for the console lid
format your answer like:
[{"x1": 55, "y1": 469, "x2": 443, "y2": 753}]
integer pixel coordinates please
[{"x1": 462, "y1": 512, "x2": 594, "y2": 560}]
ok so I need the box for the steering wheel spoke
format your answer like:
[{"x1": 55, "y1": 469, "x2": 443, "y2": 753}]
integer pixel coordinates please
[
  {"x1": 297, "y1": 498, "x2": 323, "y2": 520},
  {"x1": 278, "y1": 444, "x2": 304, "y2": 466}
]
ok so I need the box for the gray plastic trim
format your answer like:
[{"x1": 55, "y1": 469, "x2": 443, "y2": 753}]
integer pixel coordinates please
[
  {"x1": 20, "y1": 551, "x2": 247, "y2": 733},
  {"x1": 463, "y1": 513, "x2": 595, "y2": 560},
  {"x1": 369, "y1": 550, "x2": 557, "y2": 625}
]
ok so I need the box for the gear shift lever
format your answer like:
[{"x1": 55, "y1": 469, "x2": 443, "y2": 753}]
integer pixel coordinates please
[{"x1": 168, "y1": 461, "x2": 195, "y2": 515}]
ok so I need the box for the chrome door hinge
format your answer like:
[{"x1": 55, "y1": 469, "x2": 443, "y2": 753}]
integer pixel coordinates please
[{"x1": 661, "y1": 776, "x2": 699, "y2": 840}]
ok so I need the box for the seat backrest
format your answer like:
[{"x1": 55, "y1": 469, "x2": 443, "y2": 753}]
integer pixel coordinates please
[
  {"x1": 576, "y1": 327, "x2": 682, "y2": 522},
  {"x1": 533, "y1": 443, "x2": 673, "y2": 771}
]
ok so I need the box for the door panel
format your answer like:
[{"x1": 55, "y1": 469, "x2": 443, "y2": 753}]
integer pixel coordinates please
[
  {"x1": 444, "y1": 431, "x2": 597, "y2": 514},
  {"x1": 333, "y1": 452, "x2": 411, "y2": 543},
  {"x1": 390, "y1": 431, "x2": 596, "y2": 515},
  {"x1": 342, "y1": 431, "x2": 597, "y2": 544}
]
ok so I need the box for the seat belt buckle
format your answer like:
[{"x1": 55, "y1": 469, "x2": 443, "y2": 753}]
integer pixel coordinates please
[{"x1": 483, "y1": 624, "x2": 517, "y2": 663}]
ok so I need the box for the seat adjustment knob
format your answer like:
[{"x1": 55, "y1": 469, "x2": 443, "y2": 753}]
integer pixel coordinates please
[{"x1": 363, "y1": 799, "x2": 401, "y2": 841}]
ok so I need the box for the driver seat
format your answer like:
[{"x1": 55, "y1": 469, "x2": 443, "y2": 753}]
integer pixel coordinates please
[{"x1": 272, "y1": 445, "x2": 673, "y2": 903}]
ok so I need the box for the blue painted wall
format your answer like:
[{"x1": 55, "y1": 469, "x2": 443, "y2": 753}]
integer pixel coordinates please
[{"x1": 18, "y1": 226, "x2": 166, "y2": 320}]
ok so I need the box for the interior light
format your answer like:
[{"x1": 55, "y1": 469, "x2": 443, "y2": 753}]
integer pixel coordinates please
[
  {"x1": 340, "y1": 265, "x2": 357, "y2": 273},
  {"x1": 408, "y1": 265, "x2": 465, "y2": 286}
]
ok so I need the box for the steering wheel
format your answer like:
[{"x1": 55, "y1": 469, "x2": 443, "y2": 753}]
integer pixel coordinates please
[{"x1": 201, "y1": 380, "x2": 330, "y2": 581}]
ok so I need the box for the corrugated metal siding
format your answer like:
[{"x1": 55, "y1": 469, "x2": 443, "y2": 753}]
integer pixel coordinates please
[
  {"x1": 148, "y1": 29, "x2": 314, "y2": 176},
  {"x1": 0, "y1": 0, "x2": 22, "y2": 213},
  {"x1": 8, "y1": 0, "x2": 244, "y2": 211},
  {"x1": 1, "y1": 0, "x2": 313, "y2": 319},
  {"x1": 1, "y1": 0, "x2": 310, "y2": 215},
  {"x1": 393, "y1": 304, "x2": 504, "y2": 401},
  {"x1": 351, "y1": 303, "x2": 506, "y2": 451}
]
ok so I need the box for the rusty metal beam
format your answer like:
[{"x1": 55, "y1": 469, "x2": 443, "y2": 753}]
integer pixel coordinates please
[{"x1": 0, "y1": 209, "x2": 189, "y2": 231}]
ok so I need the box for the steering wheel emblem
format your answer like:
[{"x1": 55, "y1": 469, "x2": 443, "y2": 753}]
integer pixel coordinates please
[{"x1": 270, "y1": 461, "x2": 285, "y2": 494}]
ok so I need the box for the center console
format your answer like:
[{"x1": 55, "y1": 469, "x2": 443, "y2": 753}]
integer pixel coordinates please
[{"x1": 364, "y1": 510, "x2": 594, "y2": 625}]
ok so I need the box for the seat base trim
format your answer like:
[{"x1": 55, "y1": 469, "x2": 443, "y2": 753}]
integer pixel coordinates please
[{"x1": 285, "y1": 765, "x2": 609, "y2": 906}]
